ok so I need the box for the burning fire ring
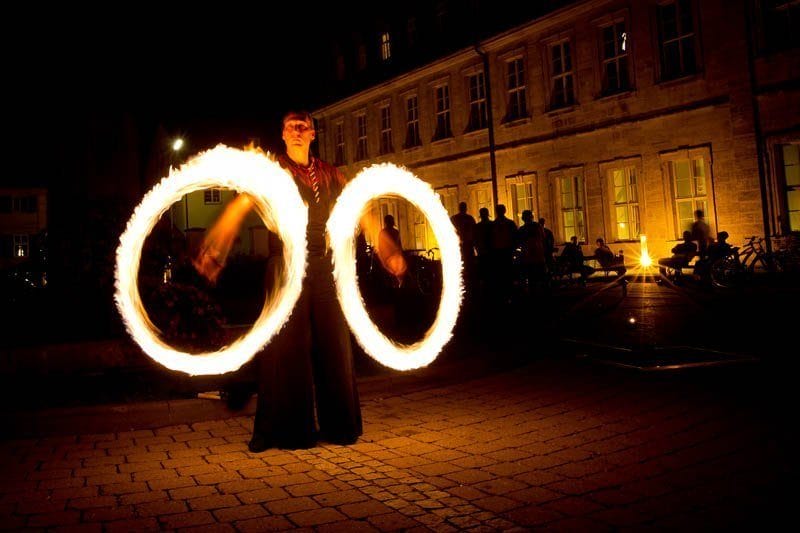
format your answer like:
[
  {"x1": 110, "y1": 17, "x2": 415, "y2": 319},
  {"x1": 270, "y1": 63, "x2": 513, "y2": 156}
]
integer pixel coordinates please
[
  {"x1": 115, "y1": 145, "x2": 307, "y2": 375},
  {"x1": 327, "y1": 163, "x2": 463, "y2": 370}
]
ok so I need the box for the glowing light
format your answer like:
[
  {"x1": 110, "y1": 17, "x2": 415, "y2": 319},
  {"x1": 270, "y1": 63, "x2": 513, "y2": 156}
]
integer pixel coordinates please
[
  {"x1": 621, "y1": 32, "x2": 627, "y2": 51},
  {"x1": 115, "y1": 145, "x2": 307, "y2": 376},
  {"x1": 628, "y1": 316, "x2": 636, "y2": 325},
  {"x1": 327, "y1": 163, "x2": 463, "y2": 371},
  {"x1": 172, "y1": 138, "x2": 184, "y2": 151},
  {"x1": 639, "y1": 234, "x2": 653, "y2": 268}
]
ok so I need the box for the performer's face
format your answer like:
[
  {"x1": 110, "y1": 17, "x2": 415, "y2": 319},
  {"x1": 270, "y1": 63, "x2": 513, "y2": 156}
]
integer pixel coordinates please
[{"x1": 282, "y1": 119, "x2": 315, "y2": 153}]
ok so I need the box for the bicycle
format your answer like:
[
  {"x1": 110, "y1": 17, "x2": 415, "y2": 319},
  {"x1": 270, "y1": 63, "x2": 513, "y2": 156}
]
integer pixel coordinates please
[
  {"x1": 710, "y1": 234, "x2": 800, "y2": 288},
  {"x1": 405, "y1": 247, "x2": 441, "y2": 296}
]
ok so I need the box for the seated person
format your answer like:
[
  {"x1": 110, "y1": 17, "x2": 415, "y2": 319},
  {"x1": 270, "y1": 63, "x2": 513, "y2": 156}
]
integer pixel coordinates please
[
  {"x1": 559, "y1": 236, "x2": 595, "y2": 280},
  {"x1": 658, "y1": 231, "x2": 697, "y2": 276},
  {"x1": 707, "y1": 231, "x2": 733, "y2": 263},
  {"x1": 593, "y1": 237, "x2": 626, "y2": 276}
]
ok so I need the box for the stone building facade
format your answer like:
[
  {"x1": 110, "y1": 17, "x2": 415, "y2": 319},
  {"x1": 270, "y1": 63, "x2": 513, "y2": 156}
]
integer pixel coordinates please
[{"x1": 313, "y1": 0, "x2": 799, "y2": 259}]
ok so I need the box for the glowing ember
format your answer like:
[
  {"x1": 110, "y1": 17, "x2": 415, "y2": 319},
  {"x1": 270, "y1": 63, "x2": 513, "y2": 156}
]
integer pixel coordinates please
[
  {"x1": 639, "y1": 234, "x2": 653, "y2": 268},
  {"x1": 115, "y1": 145, "x2": 307, "y2": 376},
  {"x1": 327, "y1": 163, "x2": 463, "y2": 371}
]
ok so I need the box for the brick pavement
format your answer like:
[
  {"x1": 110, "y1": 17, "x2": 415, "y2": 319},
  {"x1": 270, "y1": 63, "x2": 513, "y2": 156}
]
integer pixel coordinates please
[{"x1": 1, "y1": 356, "x2": 791, "y2": 531}]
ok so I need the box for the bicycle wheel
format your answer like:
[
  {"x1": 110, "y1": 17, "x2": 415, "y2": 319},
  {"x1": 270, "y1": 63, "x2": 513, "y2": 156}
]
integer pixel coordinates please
[{"x1": 711, "y1": 256, "x2": 744, "y2": 289}]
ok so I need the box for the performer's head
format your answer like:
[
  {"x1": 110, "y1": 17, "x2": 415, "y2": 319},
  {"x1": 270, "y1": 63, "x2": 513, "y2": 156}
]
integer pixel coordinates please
[{"x1": 282, "y1": 110, "x2": 316, "y2": 155}]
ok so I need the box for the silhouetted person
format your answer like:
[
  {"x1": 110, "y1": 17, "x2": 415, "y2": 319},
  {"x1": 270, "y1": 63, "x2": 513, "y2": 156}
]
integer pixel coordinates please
[
  {"x1": 594, "y1": 237, "x2": 626, "y2": 276},
  {"x1": 658, "y1": 230, "x2": 697, "y2": 279},
  {"x1": 474, "y1": 207, "x2": 493, "y2": 294},
  {"x1": 379, "y1": 214, "x2": 402, "y2": 250},
  {"x1": 691, "y1": 209, "x2": 712, "y2": 260},
  {"x1": 377, "y1": 214, "x2": 405, "y2": 289},
  {"x1": 539, "y1": 217, "x2": 555, "y2": 274},
  {"x1": 491, "y1": 205, "x2": 517, "y2": 304},
  {"x1": 707, "y1": 231, "x2": 733, "y2": 263},
  {"x1": 559, "y1": 236, "x2": 593, "y2": 281},
  {"x1": 451, "y1": 201, "x2": 476, "y2": 288},
  {"x1": 517, "y1": 210, "x2": 546, "y2": 293}
]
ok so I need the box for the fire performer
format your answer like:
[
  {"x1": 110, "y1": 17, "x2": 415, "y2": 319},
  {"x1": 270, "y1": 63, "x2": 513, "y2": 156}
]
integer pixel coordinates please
[{"x1": 194, "y1": 111, "x2": 361, "y2": 451}]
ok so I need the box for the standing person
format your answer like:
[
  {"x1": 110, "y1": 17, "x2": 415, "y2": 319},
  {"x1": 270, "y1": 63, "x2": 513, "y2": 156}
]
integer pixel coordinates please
[
  {"x1": 490, "y1": 205, "x2": 517, "y2": 304},
  {"x1": 474, "y1": 207, "x2": 493, "y2": 292},
  {"x1": 451, "y1": 202, "x2": 476, "y2": 288},
  {"x1": 691, "y1": 209, "x2": 712, "y2": 260},
  {"x1": 194, "y1": 110, "x2": 361, "y2": 452},
  {"x1": 539, "y1": 217, "x2": 555, "y2": 274},
  {"x1": 377, "y1": 214, "x2": 406, "y2": 288},
  {"x1": 517, "y1": 210, "x2": 546, "y2": 292}
]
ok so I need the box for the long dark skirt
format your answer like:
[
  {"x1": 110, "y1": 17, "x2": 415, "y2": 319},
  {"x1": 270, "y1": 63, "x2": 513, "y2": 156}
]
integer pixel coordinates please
[{"x1": 253, "y1": 256, "x2": 362, "y2": 447}]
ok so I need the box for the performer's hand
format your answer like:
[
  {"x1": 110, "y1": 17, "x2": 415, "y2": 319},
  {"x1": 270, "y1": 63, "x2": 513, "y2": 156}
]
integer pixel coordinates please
[
  {"x1": 193, "y1": 246, "x2": 225, "y2": 285},
  {"x1": 191, "y1": 193, "x2": 254, "y2": 284}
]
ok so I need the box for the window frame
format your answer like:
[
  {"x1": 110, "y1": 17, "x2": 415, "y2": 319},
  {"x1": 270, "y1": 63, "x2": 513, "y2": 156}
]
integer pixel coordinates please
[
  {"x1": 655, "y1": 0, "x2": 701, "y2": 82},
  {"x1": 660, "y1": 146, "x2": 715, "y2": 240},
  {"x1": 203, "y1": 188, "x2": 221, "y2": 205},
  {"x1": 550, "y1": 166, "x2": 588, "y2": 244},
  {"x1": 379, "y1": 103, "x2": 394, "y2": 155},
  {"x1": 334, "y1": 119, "x2": 346, "y2": 166},
  {"x1": 599, "y1": 156, "x2": 644, "y2": 243},
  {"x1": 355, "y1": 111, "x2": 369, "y2": 161},
  {"x1": 432, "y1": 82, "x2": 453, "y2": 141}
]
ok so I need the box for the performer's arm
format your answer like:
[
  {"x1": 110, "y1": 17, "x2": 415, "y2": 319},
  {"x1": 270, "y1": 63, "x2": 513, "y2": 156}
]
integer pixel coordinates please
[{"x1": 193, "y1": 193, "x2": 254, "y2": 284}]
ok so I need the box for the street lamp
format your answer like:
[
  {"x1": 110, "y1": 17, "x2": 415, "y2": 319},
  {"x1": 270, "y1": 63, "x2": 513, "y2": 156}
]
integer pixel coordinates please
[{"x1": 172, "y1": 138, "x2": 184, "y2": 152}]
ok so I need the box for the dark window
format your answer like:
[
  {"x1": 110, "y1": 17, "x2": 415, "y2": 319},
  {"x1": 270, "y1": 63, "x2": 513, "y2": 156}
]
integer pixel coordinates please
[
  {"x1": 506, "y1": 58, "x2": 528, "y2": 121},
  {"x1": 763, "y1": 0, "x2": 800, "y2": 51},
  {"x1": 433, "y1": 85, "x2": 452, "y2": 140},
  {"x1": 405, "y1": 96, "x2": 422, "y2": 148},
  {"x1": 550, "y1": 41, "x2": 575, "y2": 109},
  {"x1": 657, "y1": 0, "x2": 697, "y2": 81},
  {"x1": 204, "y1": 189, "x2": 221, "y2": 204},
  {"x1": 467, "y1": 72, "x2": 488, "y2": 131},
  {"x1": 0, "y1": 196, "x2": 10, "y2": 213}
]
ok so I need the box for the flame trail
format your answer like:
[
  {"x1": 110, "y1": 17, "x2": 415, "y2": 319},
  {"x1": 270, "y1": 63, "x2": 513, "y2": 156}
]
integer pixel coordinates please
[
  {"x1": 115, "y1": 145, "x2": 307, "y2": 375},
  {"x1": 327, "y1": 163, "x2": 463, "y2": 370}
]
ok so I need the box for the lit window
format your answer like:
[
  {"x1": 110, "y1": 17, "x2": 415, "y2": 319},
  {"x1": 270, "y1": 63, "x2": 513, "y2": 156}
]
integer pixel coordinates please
[
  {"x1": 466, "y1": 72, "x2": 488, "y2": 131},
  {"x1": 14, "y1": 234, "x2": 28, "y2": 258},
  {"x1": 204, "y1": 189, "x2": 221, "y2": 204},
  {"x1": 780, "y1": 143, "x2": 800, "y2": 232},
  {"x1": 559, "y1": 174, "x2": 586, "y2": 243},
  {"x1": 670, "y1": 157, "x2": 708, "y2": 236},
  {"x1": 610, "y1": 167, "x2": 640, "y2": 240},
  {"x1": 379, "y1": 105, "x2": 393, "y2": 155},
  {"x1": 380, "y1": 32, "x2": 392, "y2": 61},
  {"x1": 550, "y1": 41, "x2": 575, "y2": 109},
  {"x1": 601, "y1": 21, "x2": 630, "y2": 94},
  {"x1": 506, "y1": 58, "x2": 528, "y2": 121}
]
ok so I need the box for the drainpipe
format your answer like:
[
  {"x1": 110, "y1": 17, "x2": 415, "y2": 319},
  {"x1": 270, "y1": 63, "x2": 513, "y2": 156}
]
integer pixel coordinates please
[
  {"x1": 743, "y1": 0, "x2": 773, "y2": 251},
  {"x1": 475, "y1": 45, "x2": 499, "y2": 206}
]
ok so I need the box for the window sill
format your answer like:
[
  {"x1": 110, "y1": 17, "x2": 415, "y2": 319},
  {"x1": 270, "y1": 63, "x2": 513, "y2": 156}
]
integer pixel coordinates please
[
  {"x1": 431, "y1": 136, "x2": 455, "y2": 146},
  {"x1": 402, "y1": 145, "x2": 423, "y2": 154},
  {"x1": 595, "y1": 88, "x2": 635, "y2": 102},
  {"x1": 546, "y1": 104, "x2": 577, "y2": 117},
  {"x1": 656, "y1": 71, "x2": 703, "y2": 88},
  {"x1": 463, "y1": 128, "x2": 488, "y2": 138},
  {"x1": 501, "y1": 116, "x2": 531, "y2": 128}
]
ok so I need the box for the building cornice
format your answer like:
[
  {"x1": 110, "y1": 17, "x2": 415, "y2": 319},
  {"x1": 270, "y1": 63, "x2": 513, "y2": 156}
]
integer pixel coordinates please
[{"x1": 314, "y1": 0, "x2": 614, "y2": 118}]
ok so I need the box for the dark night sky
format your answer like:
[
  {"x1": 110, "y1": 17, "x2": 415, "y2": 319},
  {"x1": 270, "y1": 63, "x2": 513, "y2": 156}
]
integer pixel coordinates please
[{"x1": 2, "y1": 4, "x2": 349, "y2": 186}]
